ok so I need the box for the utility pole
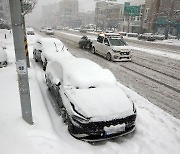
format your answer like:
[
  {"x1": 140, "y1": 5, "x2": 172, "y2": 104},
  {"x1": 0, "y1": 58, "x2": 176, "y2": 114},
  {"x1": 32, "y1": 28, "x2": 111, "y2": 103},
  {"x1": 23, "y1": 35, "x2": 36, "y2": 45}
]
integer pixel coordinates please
[{"x1": 8, "y1": 0, "x2": 33, "y2": 125}]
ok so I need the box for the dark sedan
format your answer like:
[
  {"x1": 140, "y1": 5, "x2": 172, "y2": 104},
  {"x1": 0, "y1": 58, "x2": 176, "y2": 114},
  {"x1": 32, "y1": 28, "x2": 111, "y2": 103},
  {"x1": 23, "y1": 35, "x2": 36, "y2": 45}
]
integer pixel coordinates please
[{"x1": 78, "y1": 36, "x2": 92, "y2": 49}]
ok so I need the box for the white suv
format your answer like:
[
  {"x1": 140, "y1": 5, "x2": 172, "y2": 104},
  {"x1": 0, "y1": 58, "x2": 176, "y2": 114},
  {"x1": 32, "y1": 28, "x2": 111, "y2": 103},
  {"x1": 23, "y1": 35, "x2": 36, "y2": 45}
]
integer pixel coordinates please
[{"x1": 92, "y1": 33, "x2": 131, "y2": 61}]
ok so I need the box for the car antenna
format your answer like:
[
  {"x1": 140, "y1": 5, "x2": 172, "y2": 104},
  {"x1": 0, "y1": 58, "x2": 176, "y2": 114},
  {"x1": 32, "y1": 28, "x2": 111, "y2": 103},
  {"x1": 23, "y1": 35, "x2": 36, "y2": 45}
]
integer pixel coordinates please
[
  {"x1": 54, "y1": 42, "x2": 58, "y2": 52},
  {"x1": 61, "y1": 45, "x2": 65, "y2": 52}
]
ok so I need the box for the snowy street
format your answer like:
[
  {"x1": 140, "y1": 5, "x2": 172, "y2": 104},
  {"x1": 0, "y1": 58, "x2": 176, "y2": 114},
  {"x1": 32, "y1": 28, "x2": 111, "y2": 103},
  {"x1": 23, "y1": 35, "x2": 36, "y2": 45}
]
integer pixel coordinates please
[{"x1": 0, "y1": 29, "x2": 180, "y2": 154}]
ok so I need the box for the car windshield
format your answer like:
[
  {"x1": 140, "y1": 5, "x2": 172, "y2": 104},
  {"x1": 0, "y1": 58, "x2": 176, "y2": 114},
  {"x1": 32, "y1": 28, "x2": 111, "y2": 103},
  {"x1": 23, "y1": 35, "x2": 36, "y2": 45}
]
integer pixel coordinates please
[{"x1": 109, "y1": 38, "x2": 127, "y2": 46}]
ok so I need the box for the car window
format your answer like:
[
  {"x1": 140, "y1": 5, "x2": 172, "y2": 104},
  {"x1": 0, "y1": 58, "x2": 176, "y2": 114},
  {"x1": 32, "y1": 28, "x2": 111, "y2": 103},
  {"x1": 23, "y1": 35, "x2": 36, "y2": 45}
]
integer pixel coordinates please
[
  {"x1": 104, "y1": 38, "x2": 110, "y2": 46},
  {"x1": 109, "y1": 38, "x2": 127, "y2": 46},
  {"x1": 97, "y1": 36, "x2": 103, "y2": 43}
]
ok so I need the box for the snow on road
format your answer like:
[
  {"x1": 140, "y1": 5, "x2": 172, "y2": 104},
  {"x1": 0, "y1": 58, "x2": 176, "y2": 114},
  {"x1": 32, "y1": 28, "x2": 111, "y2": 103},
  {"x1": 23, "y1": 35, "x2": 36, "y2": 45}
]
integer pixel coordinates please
[
  {"x1": 0, "y1": 30, "x2": 180, "y2": 154},
  {"x1": 58, "y1": 31, "x2": 180, "y2": 60}
]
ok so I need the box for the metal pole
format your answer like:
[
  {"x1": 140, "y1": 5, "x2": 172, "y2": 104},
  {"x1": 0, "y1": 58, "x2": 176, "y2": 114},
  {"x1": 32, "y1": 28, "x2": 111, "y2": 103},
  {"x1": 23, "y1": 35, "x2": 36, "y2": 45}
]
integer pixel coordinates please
[
  {"x1": 8, "y1": 0, "x2": 33, "y2": 125},
  {"x1": 21, "y1": 0, "x2": 30, "y2": 68}
]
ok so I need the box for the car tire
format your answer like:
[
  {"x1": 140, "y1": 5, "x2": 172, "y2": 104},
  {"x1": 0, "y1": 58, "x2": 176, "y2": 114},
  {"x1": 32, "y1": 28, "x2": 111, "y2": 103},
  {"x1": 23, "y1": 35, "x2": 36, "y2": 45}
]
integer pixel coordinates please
[
  {"x1": 61, "y1": 108, "x2": 69, "y2": 125},
  {"x1": 79, "y1": 43, "x2": 82, "y2": 48},
  {"x1": 43, "y1": 59, "x2": 47, "y2": 71},
  {"x1": 45, "y1": 76, "x2": 51, "y2": 91},
  {"x1": 91, "y1": 47, "x2": 95, "y2": 54},
  {"x1": 106, "y1": 52, "x2": 112, "y2": 61}
]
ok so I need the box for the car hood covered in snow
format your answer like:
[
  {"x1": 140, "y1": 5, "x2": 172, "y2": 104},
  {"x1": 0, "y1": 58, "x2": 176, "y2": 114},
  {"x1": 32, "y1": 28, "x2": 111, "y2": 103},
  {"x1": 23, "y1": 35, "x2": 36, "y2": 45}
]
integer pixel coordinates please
[{"x1": 65, "y1": 86, "x2": 134, "y2": 121}]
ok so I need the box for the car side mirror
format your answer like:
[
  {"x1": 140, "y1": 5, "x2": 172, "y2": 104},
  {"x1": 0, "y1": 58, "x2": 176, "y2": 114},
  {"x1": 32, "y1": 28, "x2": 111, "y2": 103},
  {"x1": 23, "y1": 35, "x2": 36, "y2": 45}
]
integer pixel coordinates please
[
  {"x1": 54, "y1": 78, "x2": 61, "y2": 86},
  {"x1": 56, "y1": 82, "x2": 61, "y2": 87}
]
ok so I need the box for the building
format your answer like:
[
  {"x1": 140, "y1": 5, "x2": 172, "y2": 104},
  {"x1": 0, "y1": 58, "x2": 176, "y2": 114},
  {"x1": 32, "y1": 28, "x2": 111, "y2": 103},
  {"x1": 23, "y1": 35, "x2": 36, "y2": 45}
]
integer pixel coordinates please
[
  {"x1": 95, "y1": 0, "x2": 124, "y2": 31},
  {"x1": 42, "y1": 3, "x2": 59, "y2": 27},
  {"x1": 123, "y1": 0, "x2": 145, "y2": 33},
  {"x1": 79, "y1": 11, "x2": 95, "y2": 26},
  {"x1": 0, "y1": 0, "x2": 10, "y2": 24},
  {"x1": 143, "y1": 0, "x2": 180, "y2": 36},
  {"x1": 155, "y1": 0, "x2": 180, "y2": 36},
  {"x1": 59, "y1": 0, "x2": 80, "y2": 28}
]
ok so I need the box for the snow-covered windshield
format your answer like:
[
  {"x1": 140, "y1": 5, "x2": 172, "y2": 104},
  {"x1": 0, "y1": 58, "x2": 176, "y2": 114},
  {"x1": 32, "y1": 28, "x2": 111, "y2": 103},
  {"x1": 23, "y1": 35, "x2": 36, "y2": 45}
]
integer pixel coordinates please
[{"x1": 109, "y1": 39, "x2": 127, "y2": 46}]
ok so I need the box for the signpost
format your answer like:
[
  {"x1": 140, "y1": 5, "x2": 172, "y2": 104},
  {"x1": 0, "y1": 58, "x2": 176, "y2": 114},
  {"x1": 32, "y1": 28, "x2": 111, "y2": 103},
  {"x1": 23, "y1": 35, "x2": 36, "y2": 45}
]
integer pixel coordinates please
[
  {"x1": 124, "y1": 3, "x2": 140, "y2": 33},
  {"x1": 124, "y1": 5, "x2": 140, "y2": 16}
]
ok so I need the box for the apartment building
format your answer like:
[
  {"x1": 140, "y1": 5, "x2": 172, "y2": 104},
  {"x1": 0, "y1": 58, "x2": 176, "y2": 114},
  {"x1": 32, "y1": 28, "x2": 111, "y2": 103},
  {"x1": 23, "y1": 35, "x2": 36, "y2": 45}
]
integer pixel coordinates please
[
  {"x1": 95, "y1": 0, "x2": 124, "y2": 30},
  {"x1": 59, "y1": 0, "x2": 80, "y2": 27},
  {"x1": 0, "y1": 0, "x2": 10, "y2": 24}
]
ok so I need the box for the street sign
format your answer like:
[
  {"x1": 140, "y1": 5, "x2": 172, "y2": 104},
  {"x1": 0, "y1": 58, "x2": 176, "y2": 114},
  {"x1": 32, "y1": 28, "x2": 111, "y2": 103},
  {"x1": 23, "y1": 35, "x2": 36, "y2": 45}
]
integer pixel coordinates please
[{"x1": 124, "y1": 5, "x2": 140, "y2": 16}]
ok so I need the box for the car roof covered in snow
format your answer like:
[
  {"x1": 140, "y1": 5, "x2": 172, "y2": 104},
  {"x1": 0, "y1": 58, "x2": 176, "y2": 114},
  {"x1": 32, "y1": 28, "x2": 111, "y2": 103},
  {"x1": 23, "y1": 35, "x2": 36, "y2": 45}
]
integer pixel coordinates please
[{"x1": 47, "y1": 57, "x2": 117, "y2": 89}]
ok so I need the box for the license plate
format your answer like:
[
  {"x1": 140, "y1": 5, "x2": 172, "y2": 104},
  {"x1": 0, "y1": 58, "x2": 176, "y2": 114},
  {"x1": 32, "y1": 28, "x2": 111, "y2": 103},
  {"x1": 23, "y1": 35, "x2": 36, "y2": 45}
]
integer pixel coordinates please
[{"x1": 104, "y1": 123, "x2": 125, "y2": 135}]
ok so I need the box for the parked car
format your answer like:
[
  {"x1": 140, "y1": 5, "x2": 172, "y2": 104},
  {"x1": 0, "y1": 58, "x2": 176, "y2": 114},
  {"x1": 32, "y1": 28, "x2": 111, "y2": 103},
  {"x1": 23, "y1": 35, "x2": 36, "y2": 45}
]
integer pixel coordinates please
[
  {"x1": 40, "y1": 27, "x2": 46, "y2": 32},
  {"x1": 0, "y1": 46, "x2": 7, "y2": 68},
  {"x1": 45, "y1": 57, "x2": 137, "y2": 141},
  {"x1": 78, "y1": 35, "x2": 92, "y2": 49},
  {"x1": 92, "y1": 33, "x2": 131, "y2": 61},
  {"x1": 45, "y1": 28, "x2": 54, "y2": 35},
  {"x1": 138, "y1": 33, "x2": 156, "y2": 41},
  {"x1": 26, "y1": 28, "x2": 35, "y2": 35},
  {"x1": 127, "y1": 33, "x2": 138, "y2": 37},
  {"x1": 119, "y1": 32, "x2": 127, "y2": 36},
  {"x1": 33, "y1": 37, "x2": 71, "y2": 70},
  {"x1": 154, "y1": 33, "x2": 165, "y2": 40}
]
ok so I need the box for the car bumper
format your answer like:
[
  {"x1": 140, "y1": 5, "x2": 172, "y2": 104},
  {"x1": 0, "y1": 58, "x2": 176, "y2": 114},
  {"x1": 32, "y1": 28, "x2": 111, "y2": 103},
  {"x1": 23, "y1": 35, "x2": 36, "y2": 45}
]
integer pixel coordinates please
[
  {"x1": 112, "y1": 53, "x2": 131, "y2": 62},
  {"x1": 69, "y1": 114, "x2": 136, "y2": 141}
]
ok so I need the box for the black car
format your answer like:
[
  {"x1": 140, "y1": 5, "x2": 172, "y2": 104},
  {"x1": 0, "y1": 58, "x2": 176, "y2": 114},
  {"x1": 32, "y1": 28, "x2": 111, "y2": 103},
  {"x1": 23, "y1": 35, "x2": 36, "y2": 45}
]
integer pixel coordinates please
[
  {"x1": 45, "y1": 57, "x2": 136, "y2": 141},
  {"x1": 79, "y1": 36, "x2": 92, "y2": 49},
  {"x1": 138, "y1": 33, "x2": 156, "y2": 41}
]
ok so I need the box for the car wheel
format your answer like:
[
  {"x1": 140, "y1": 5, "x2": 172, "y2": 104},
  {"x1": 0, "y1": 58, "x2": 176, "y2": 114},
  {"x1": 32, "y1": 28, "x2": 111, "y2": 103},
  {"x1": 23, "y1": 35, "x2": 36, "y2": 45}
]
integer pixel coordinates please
[
  {"x1": 106, "y1": 52, "x2": 112, "y2": 61},
  {"x1": 45, "y1": 76, "x2": 51, "y2": 91},
  {"x1": 79, "y1": 43, "x2": 82, "y2": 48},
  {"x1": 91, "y1": 47, "x2": 95, "y2": 54},
  {"x1": 61, "y1": 108, "x2": 69, "y2": 125},
  {"x1": 43, "y1": 59, "x2": 47, "y2": 71}
]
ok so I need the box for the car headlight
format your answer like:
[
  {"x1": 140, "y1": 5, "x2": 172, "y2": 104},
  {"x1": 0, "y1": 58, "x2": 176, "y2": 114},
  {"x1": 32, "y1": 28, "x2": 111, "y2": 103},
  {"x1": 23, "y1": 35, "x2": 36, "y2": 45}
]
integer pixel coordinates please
[
  {"x1": 112, "y1": 49, "x2": 119, "y2": 53},
  {"x1": 72, "y1": 115, "x2": 90, "y2": 124},
  {"x1": 133, "y1": 103, "x2": 137, "y2": 113}
]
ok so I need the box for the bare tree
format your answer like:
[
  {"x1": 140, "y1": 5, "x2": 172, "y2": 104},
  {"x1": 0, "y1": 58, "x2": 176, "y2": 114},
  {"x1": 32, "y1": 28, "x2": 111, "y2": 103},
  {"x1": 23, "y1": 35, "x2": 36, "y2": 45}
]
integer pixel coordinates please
[{"x1": 22, "y1": 0, "x2": 37, "y2": 16}]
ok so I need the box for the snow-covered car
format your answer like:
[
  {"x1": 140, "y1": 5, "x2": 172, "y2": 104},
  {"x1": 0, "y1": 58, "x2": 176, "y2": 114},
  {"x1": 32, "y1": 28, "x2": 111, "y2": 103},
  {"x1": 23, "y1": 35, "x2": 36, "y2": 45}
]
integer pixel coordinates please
[
  {"x1": 78, "y1": 35, "x2": 92, "y2": 49},
  {"x1": 45, "y1": 57, "x2": 137, "y2": 141},
  {"x1": 26, "y1": 28, "x2": 35, "y2": 35},
  {"x1": 45, "y1": 28, "x2": 54, "y2": 35},
  {"x1": 92, "y1": 33, "x2": 131, "y2": 61},
  {"x1": 138, "y1": 33, "x2": 156, "y2": 41},
  {"x1": 33, "y1": 37, "x2": 71, "y2": 70},
  {"x1": 0, "y1": 46, "x2": 7, "y2": 68}
]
